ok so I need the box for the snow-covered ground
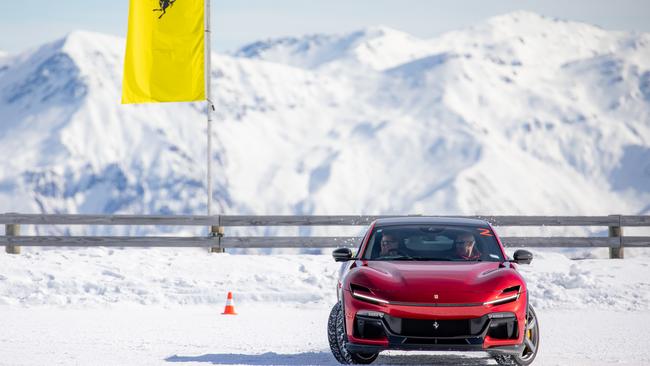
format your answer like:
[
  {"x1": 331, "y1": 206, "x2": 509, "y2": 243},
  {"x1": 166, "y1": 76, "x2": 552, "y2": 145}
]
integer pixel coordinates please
[
  {"x1": 1, "y1": 249, "x2": 649, "y2": 365},
  {"x1": 1, "y1": 306, "x2": 648, "y2": 366}
]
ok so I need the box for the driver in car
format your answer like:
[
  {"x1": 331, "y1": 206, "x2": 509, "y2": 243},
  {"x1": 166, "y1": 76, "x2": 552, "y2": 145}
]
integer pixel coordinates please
[
  {"x1": 379, "y1": 233, "x2": 402, "y2": 257},
  {"x1": 454, "y1": 232, "x2": 481, "y2": 260}
]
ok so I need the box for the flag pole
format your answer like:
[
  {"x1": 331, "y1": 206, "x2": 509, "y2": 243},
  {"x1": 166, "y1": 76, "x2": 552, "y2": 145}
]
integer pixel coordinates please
[
  {"x1": 205, "y1": 0, "x2": 213, "y2": 217},
  {"x1": 205, "y1": 0, "x2": 223, "y2": 251}
]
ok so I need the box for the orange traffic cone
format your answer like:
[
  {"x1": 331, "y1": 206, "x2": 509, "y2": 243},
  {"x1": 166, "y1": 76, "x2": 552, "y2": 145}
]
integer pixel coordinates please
[{"x1": 222, "y1": 292, "x2": 237, "y2": 315}]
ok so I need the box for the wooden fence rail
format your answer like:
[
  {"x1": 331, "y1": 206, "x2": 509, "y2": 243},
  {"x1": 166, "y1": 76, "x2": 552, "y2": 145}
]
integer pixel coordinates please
[
  {"x1": 2, "y1": 213, "x2": 650, "y2": 226},
  {"x1": 2, "y1": 236, "x2": 650, "y2": 248},
  {"x1": 2, "y1": 213, "x2": 650, "y2": 258}
]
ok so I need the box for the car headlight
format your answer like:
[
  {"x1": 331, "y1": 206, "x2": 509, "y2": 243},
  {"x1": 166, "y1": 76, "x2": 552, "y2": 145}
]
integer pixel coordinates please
[
  {"x1": 350, "y1": 284, "x2": 389, "y2": 305},
  {"x1": 483, "y1": 285, "x2": 521, "y2": 306},
  {"x1": 352, "y1": 291, "x2": 390, "y2": 304}
]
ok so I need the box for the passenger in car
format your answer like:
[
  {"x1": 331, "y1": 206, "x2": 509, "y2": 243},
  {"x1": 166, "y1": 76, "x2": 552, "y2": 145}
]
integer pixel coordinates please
[{"x1": 454, "y1": 232, "x2": 481, "y2": 260}]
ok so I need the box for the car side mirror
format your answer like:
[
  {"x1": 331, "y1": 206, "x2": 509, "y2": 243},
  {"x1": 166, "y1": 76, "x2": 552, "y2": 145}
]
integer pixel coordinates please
[
  {"x1": 332, "y1": 248, "x2": 353, "y2": 262},
  {"x1": 513, "y1": 250, "x2": 533, "y2": 265}
]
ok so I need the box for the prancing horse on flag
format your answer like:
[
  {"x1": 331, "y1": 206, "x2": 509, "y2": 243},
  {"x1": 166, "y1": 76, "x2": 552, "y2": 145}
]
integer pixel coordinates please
[{"x1": 153, "y1": 0, "x2": 176, "y2": 19}]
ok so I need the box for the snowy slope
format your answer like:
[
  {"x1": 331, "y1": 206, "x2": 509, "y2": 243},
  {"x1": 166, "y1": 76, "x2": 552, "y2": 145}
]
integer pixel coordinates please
[
  {"x1": 0, "y1": 50, "x2": 9, "y2": 82},
  {"x1": 0, "y1": 32, "x2": 229, "y2": 235},
  {"x1": 235, "y1": 26, "x2": 436, "y2": 71},
  {"x1": 0, "y1": 12, "x2": 649, "y2": 238}
]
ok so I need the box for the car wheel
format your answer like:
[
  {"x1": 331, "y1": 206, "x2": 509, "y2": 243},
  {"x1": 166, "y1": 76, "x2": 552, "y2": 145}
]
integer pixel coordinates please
[
  {"x1": 327, "y1": 302, "x2": 379, "y2": 365},
  {"x1": 492, "y1": 305, "x2": 540, "y2": 366}
]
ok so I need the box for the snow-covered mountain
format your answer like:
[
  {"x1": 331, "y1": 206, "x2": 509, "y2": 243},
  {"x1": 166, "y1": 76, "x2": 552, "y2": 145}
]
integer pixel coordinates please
[
  {"x1": 235, "y1": 25, "x2": 436, "y2": 71},
  {"x1": 1, "y1": 11, "x2": 649, "y2": 237}
]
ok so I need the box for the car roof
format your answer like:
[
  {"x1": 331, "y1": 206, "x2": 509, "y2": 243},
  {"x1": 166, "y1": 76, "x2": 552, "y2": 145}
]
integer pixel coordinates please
[{"x1": 373, "y1": 216, "x2": 490, "y2": 228}]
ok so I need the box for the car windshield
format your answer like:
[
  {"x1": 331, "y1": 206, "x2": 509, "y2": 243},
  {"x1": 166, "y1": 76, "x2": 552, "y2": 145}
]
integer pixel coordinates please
[{"x1": 362, "y1": 224, "x2": 505, "y2": 262}]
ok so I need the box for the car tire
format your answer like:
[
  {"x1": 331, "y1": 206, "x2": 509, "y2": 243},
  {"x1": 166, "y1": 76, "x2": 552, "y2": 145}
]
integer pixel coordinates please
[
  {"x1": 492, "y1": 305, "x2": 540, "y2": 366},
  {"x1": 327, "y1": 302, "x2": 379, "y2": 365}
]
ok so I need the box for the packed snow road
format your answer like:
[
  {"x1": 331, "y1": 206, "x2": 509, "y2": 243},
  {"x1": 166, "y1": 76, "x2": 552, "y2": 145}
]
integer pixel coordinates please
[{"x1": 0, "y1": 305, "x2": 648, "y2": 365}]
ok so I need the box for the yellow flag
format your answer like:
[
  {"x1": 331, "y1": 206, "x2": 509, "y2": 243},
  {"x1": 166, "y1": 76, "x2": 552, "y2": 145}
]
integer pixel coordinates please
[{"x1": 122, "y1": 0, "x2": 205, "y2": 104}]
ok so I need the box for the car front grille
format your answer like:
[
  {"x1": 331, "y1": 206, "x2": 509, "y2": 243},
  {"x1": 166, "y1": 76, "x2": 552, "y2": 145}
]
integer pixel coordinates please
[
  {"x1": 384, "y1": 315, "x2": 489, "y2": 338},
  {"x1": 354, "y1": 313, "x2": 518, "y2": 341},
  {"x1": 402, "y1": 319, "x2": 469, "y2": 337}
]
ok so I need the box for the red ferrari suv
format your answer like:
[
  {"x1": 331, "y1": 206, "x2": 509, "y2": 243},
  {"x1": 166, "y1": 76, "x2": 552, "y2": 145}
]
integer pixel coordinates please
[{"x1": 327, "y1": 217, "x2": 539, "y2": 365}]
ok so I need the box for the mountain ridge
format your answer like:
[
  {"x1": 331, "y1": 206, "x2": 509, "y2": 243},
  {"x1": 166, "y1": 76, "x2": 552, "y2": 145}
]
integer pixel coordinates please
[{"x1": 0, "y1": 12, "x2": 649, "y2": 238}]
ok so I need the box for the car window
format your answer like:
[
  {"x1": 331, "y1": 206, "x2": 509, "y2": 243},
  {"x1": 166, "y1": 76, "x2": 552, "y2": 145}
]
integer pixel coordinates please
[
  {"x1": 362, "y1": 224, "x2": 504, "y2": 262},
  {"x1": 404, "y1": 234, "x2": 454, "y2": 252},
  {"x1": 355, "y1": 227, "x2": 372, "y2": 258}
]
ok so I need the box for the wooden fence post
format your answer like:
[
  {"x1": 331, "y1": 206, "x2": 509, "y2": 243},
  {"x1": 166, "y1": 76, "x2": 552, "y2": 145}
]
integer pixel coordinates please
[
  {"x1": 210, "y1": 225, "x2": 225, "y2": 253},
  {"x1": 609, "y1": 215, "x2": 623, "y2": 259},
  {"x1": 5, "y1": 223, "x2": 21, "y2": 254}
]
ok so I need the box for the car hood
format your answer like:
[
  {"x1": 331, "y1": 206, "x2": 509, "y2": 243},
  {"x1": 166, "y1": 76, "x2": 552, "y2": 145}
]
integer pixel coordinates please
[{"x1": 346, "y1": 260, "x2": 523, "y2": 304}]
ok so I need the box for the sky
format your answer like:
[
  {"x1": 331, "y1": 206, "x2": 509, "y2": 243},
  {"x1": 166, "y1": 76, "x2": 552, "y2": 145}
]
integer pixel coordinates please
[{"x1": 0, "y1": 0, "x2": 649, "y2": 54}]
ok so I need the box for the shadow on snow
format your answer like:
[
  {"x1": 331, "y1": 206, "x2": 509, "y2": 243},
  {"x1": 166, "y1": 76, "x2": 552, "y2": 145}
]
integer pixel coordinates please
[{"x1": 165, "y1": 351, "x2": 495, "y2": 365}]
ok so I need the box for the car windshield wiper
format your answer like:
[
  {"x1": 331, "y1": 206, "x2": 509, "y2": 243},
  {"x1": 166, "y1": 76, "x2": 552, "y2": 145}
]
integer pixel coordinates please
[
  {"x1": 382, "y1": 255, "x2": 416, "y2": 261},
  {"x1": 450, "y1": 258, "x2": 484, "y2": 262},
  {"x1": 390, "y1": 257, "x2": 453, "y2": 261},
  {"x1": 374, "y1": 254, "x2": 421, "y2": 261},
  {"x1": 375, "y1": 256, "x2": 462, "y2": 261}
]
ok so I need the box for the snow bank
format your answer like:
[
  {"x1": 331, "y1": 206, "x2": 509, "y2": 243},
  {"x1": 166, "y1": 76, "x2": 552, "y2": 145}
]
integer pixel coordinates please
[
  {"x1": 519, "y1": 251, "x2": 650, "y2": 311},
  {"x1": 0, "y1": 249, "x2": 339, "y2": 307},
  {"x1": 1, "y1": 248, "x2": 648, "y2": 311}
]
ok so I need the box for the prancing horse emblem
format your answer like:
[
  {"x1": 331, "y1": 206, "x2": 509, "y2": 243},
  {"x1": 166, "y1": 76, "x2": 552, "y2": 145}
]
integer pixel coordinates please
[
  {"x1": 433, "y1": 321, "x2": 440, "y2": 329},
  {"x1": 153, "y1": 0, "x2": 176, "y2": 19}
]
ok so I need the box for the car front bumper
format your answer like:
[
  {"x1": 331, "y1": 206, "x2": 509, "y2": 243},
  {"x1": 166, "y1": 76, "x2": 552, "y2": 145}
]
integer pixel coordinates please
[
  {"x1": 346, "y1": 341, "x2": 525, "y2": 355},
  {"x1": 343, "y1": 289, "x2": 528, "y2": 354}
]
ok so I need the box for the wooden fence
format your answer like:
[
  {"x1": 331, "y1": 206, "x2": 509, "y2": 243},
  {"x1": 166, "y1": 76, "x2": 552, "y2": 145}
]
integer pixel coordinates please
[{"x1": 1, "y1": 214, "x2": 650, "y2": 258}]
